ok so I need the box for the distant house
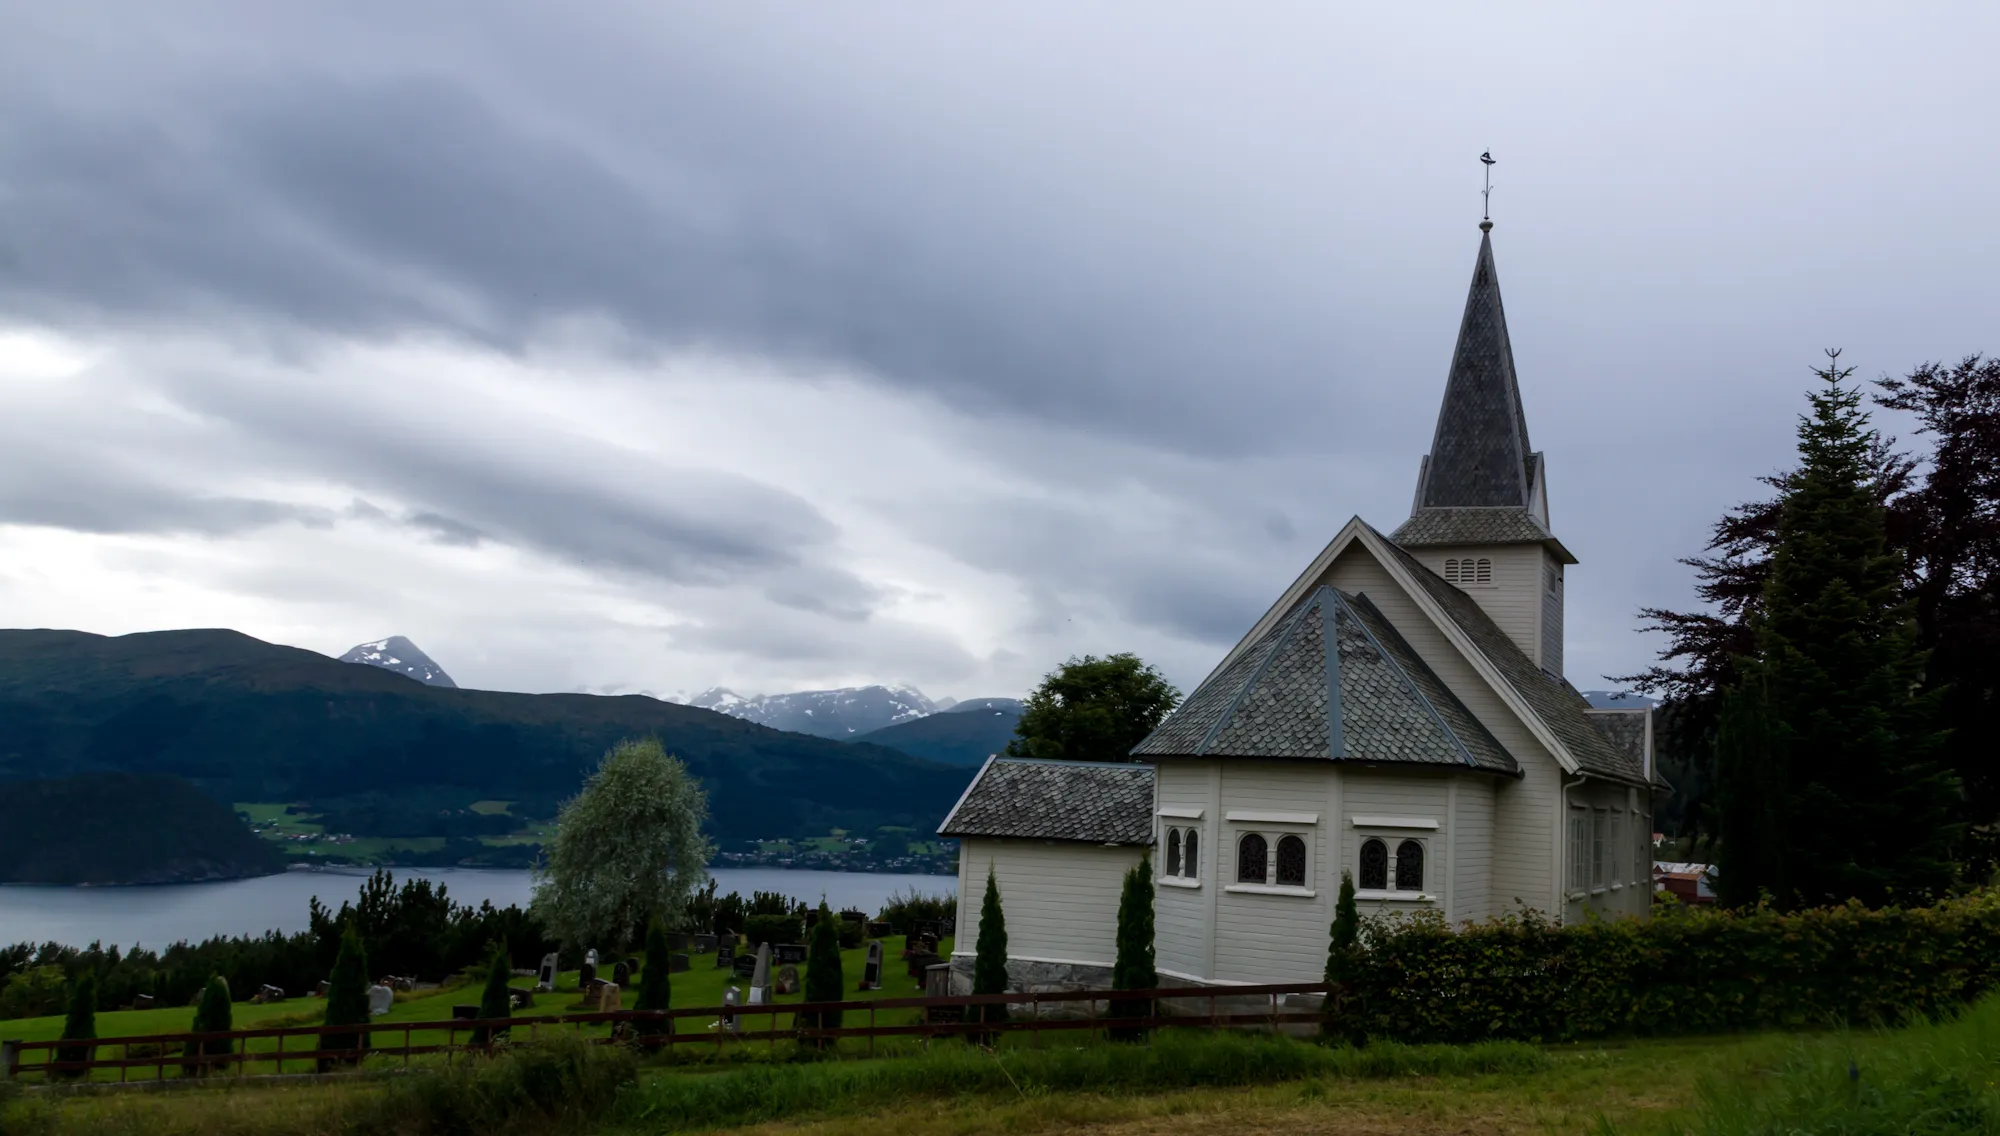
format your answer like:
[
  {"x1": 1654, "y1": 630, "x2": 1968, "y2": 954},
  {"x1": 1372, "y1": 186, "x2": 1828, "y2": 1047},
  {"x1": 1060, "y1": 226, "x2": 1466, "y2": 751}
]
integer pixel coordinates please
[
  {"x1": 1654, "y1": 862, "x2": 1717, "y2": 905},
  {"x1": 941, "y1": 221, "x2": 1668, "y2": 991}
]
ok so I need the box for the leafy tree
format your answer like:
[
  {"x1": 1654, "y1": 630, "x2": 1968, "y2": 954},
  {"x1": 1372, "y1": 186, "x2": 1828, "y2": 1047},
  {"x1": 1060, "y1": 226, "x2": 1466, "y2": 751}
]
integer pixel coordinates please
[
  {"x1": 1005, "y1": 654, "x2": 1181, "y2": 763},
  {"x1": 1716, "y1": 358, "x2": 1959, "y2": 908},
  {"x1": 969, "y1": 866, "x2": 1009, "y2": 1043},
  {"x1": 54, "y1": 973, "x2": 96, "y2": 1078},
  {"x1": 181, "y1": 975, "x2": 233, "y2": 1077},
  {"x1": 1109, "y1": 855, "x2": 1156, "y2": 1041},
  {"x1": 0, "y1": 965, "x2": 70, "y2": 1020},
  {"x1": 800, "y1": 903, "x2": 845, "y2": 1045},
  {"x1": 1324, "y1": 871, "x2": 1361, "y2": 1042},
  {"x1": 633, "y1": 918, "x2": 673, "y2": 1040},
  {"x1": 470, "y1": 942, "x2": 513, "y2": 1047},
  {"x1": 531, "y1": 738, "x2": 713, "y2": 953},
  {"x1": 319, "y1": 926, "x2": 371, "y2": 1069}
]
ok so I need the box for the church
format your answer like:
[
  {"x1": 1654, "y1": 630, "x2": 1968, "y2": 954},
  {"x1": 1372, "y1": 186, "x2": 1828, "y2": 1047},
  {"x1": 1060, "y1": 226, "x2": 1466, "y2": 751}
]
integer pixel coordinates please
[{"x1": 940, "y1": 221, "x2": 1664, "y2": 991}]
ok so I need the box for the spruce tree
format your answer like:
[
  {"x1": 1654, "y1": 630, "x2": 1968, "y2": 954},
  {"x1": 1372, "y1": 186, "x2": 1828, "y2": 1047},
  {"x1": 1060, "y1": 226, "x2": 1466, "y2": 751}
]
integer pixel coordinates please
[
  {"x1": 1109, "y1": 855, "x2": 1156, "y2": 1041},
  {"x1": 969, "y1": 866, "x2": 1009, "y2": 1043},
  {"x1": 1717, "y1": 357, "x2": 1960, "y2": 908},
  {"x1": 319, "y1": 926, "x2": 371, "y2": 1070},
  {"x1": 470, "y1": 942, "x2": 512, "y2": 1047},
  {"x1": 801, "y1": 902, "x2": 846, "y2": 1047},
  {"x1": 1323, "y1": 871, "x2": 1361, "y2": 1041},
  {"x1": 181, "y1": 975, "x2": 233, "y2": 1077},
  {"x1": 54, "y1": 973, "x2": 97, "y2": 1078},
  {"x1": 633, "y1": 918, "x2": 673, "y2": 1040}
]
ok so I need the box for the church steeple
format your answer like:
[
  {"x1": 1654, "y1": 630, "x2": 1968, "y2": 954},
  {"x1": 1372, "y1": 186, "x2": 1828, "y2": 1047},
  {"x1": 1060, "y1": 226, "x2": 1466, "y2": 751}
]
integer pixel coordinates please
[{"x1": 1413, "y1": 223, "x2": 1535, "y2": 511}]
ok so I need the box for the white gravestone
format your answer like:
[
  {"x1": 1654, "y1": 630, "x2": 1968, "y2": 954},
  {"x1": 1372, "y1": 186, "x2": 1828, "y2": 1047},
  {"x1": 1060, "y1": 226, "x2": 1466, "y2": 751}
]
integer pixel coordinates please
[
  {"x1": 366, "y1": 984, "x2": 394, "y2": 1017},
  {"x1": 748, "y1": 943, "x2": 772, "y2": 1006}
]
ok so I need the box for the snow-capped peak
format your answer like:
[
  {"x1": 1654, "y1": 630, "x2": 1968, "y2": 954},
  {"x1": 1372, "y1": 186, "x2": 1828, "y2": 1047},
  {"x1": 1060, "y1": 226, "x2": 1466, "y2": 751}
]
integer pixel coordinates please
[
  {"x1": 684, "y1": 684, "x2": 936, "y2": 740},
  {"x1": 338, "y1": 635, "x2": 458, "y2": 688}
]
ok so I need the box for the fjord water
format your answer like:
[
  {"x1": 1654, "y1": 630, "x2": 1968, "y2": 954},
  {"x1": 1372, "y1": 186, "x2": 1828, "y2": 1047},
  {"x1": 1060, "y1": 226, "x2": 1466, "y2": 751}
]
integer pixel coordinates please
[{"x1": 0, "y1": 867, "x2": 955, "y2": 950}]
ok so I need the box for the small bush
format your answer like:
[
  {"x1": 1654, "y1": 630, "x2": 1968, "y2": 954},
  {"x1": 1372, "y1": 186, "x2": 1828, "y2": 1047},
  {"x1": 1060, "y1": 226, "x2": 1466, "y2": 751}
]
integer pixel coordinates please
[
  {"x1": 878, "y1": 888, "x2": 956, "y2": 933},
  {"x1": 362, "y1": 1033, "x2": 638, "y2": 1136},
  {"x1": 836, "y1": 920, "x2": 865, "y2": 950}
]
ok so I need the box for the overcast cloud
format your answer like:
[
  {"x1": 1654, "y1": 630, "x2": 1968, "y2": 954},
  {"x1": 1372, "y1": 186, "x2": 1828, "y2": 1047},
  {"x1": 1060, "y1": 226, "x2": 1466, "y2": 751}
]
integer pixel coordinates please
[{"x1": 2, "y1": 2, "x2": 1996, "y2": 701}]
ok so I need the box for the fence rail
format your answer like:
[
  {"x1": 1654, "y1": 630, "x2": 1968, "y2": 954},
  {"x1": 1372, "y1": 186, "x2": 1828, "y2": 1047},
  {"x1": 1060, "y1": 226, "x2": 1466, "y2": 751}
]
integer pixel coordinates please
[{"x1": 2, "y1": 981, "x2": 1333, "y2": 1082}]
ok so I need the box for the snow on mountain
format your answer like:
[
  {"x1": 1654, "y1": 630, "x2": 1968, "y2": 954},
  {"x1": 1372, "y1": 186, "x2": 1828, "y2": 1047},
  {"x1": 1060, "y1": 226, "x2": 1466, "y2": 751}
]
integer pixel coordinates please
[
  {"x1": 686, "y1": 685, "x2": 937, "y2": 740},
  {"x1": 1580, "y1": 690, "x2": 1656, "y2": 709},
  {"x1": 338, "y1": 636, "x2": 458, "y2": 688}
]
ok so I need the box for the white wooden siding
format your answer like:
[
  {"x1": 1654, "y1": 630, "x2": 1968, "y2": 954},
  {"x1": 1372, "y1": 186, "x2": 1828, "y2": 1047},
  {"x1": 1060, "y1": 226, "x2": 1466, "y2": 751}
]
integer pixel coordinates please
[
  {"x1": 1209, "y1": 759, "x2": 1336, "y2": 983},
  {"x1": 1451, "y1": 776, "x2": 1496, "y2": 923},
  {"x1": 954, "y1": 839, "x2": 1140, "y2": 967},
  {"x1": 1540, "y1": 551, "x2": 1565, "y2": 677},
  {"x1": 1401, "y1": 544, "x2": 1545, "y2": 665},
  {"x1": 1153, "y1": 760, "x2": 1215, "y2": 978},
  {"x1": 1561, "y1": 781, "x2": 1651, "y2": 922},
  {"x1": 1342, "y1": 770, "x2": 1453, "y2": 921}
]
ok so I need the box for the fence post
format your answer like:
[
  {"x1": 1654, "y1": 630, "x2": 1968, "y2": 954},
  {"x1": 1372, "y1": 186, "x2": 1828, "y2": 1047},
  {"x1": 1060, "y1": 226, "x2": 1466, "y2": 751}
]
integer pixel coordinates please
[{"x1": 1, "y1": 1040, "x2": 15, "y2": 1080}]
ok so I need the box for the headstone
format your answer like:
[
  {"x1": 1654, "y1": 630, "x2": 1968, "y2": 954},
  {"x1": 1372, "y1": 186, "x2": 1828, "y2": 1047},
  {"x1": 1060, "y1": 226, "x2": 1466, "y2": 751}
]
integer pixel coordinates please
[
  {"x1": 595, "y1": 983, "x2": 621, "y2": 1012},
  {"x1": 924, "y1": 962, "x2": 952, "y2": 999},
  {"x1": 537, "y1": 952, "x2": 558, "y2": 992},
  {"x1": 775, "y1": 943, "x2": 808, "y2": 965},
  {"x1": 774, "y1": 964, "x2": 800, "y2": 996},
  {"x1": 579, "y1": 954, "x2": 597, "y2": 987},
  {"x1": 391, "y1": 976, "x2": 415, "y2": 993},
  {"x1": 748, "y1": 943, "x2": 772, "y2": 1005},
  {"x1": 316, "y1": 980, "x2": 330, "y2": 998},
  {"x1": 905, "y1": 951, "x2": 942, "y2": 980},
  {"x1": 719, "y1": 932, "x2": 738, "y2": 950},
  {"x1": 510, "y1": 988, "x2": 535, "y2": 1010},
  {"x1": 452, "y1": 1004, "x2": 479, "y2": 1020},
  {"x1": 860, "y1": 941, "x2": 883, "y2": 990},
  {"x1": 254, "y1": 984, "x2": 286, "y2": 1004},
  {"x1": 720, "y1": 986, "x2": 740, "y2": 1031},
  {"x1": 668, "y1": 932, "x2": 691, "y2": 951},
  {"x1": 613, "y1": 961, "x2": 631, "y2": 988},
  {"x1": 733, "y1": 953, "x2": 757, "y2": 979},
  {"x1": 714, "y1": 945, "x2": 736, "y2": 969},
  {"x1": 669, "y1": 953, "x2": 691, "y2": 973},
  {"x1": 367, "y1": 984, "x2": 394, "y2": 1017},
  {"x1": 867, "y1": 921, "x2": 892, "y2": 939},
  {"x1": 692, "y1": 933, "x2": 717, "y2": 954},
  {"x1": 840, "y1": 909, "x2": 866, "y2": 923},
  {"x1": 135, "y1": 993, "x2": 155, "y2": 1010}
]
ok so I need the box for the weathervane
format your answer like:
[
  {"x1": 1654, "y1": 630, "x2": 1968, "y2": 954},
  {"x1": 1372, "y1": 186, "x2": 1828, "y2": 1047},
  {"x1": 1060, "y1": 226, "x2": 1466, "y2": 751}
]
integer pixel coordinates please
[{"x1": 1480, "y1": 151, "x2": 1496, "y2": 224}]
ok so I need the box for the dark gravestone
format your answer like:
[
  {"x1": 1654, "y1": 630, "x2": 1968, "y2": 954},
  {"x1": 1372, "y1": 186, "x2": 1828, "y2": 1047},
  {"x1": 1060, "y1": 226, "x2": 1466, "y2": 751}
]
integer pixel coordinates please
[
  {"x1": 906, "y1": 951, "x2": 943, "y2": 980},
  {"x1": 669, "y1": 953, "x2": 691, "y2": 973},
  {"x1": 316, "y1": 980, "x2": 331, "y2": 998},
  {"x1": 733, "y1": 953, "x2": 757, "y2": 979},
  {"x1": 775, "y1": 943, "x2": 808, "y2": 965},
  {"x1": 667, "y1": 933, "x2": 691, "y2": 951},
  {"x1": 612, "y1": 961, "x2": 631, "y2": 988},
  {"x1": 840, "y1": 909, "x2": 866, "y2": 924},
  {"x1": 860, "y1": 940, "x2": 884, "y2": 990},
  {"x1": 867, "y1": 921, "x2": 892, "y2": 939},
  {"x1": 774, "y1": 964, "x2": 800, "y2": 996},
  {"x1": 579, "y1": 960, "x2": 597, "y2": 987},
  {"x1": 691, "y1": 933, "x2": 717, "y2": 954},
  {"x1": 452, "y1": 1004, "x2": 479, "y2": 1021},
  {"x1": 509, "y1": 988, "x2": 535, "y2": 1010},
  {"x1": 718, "y1": 932, "x2": 738, "y2": 950},
  {"x1": 715, "y1": 945, "x2": 736, "y2": 969}
]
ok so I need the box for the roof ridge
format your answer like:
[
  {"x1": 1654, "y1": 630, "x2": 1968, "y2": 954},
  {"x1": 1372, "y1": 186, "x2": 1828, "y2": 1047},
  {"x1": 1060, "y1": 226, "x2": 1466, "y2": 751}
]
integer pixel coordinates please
[{"x1": 1195, "y1": 586, "x2": 1327, "y2": 756}]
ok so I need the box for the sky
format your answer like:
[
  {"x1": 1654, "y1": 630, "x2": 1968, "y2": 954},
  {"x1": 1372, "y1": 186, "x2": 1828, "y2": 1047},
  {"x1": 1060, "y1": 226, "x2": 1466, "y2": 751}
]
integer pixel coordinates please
[{"x1": 2, "y1": 3, "x2": 1996, "y2": 703}]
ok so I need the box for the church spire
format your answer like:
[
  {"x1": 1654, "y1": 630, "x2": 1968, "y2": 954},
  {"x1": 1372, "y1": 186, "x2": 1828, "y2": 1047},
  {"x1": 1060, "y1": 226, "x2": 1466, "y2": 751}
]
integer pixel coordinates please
[{"x1": 1412, "y1": 223, "x2": 1535, "y2": 510}]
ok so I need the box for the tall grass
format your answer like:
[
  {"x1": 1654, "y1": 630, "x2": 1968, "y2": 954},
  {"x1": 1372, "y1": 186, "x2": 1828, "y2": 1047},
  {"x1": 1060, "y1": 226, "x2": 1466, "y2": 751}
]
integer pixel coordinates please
[
  {"x1": 621, "y1": 1029, "x2": 1547, "y2": 1131},
  {"x1": 1606, "y1": 991, "x2": 2000, "y2": 1135}
]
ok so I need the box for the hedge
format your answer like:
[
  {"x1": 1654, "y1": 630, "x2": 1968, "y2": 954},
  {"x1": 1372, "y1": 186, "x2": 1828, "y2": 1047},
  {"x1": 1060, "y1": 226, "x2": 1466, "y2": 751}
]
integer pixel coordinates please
[{"x1": 1342, "y1": 889, "x2": 2000, "y2": 1043}]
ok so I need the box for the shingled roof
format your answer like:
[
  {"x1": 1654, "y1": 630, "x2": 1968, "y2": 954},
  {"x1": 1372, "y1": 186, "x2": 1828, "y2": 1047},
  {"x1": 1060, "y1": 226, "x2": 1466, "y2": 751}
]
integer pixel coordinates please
[
  {"x1": 1371, "y1": 528, "x2": 1652, "y2": 785},
  {"x1": 1131, "y1": 586, "x2": 1517, "y2": 774},
  {"x1": 1391, "y1": 506, "x2": 1555, "y2": 547},
  {"x1": 938, "y1": 757, "x2": 1154, "y2": 845},
  {"x1": 1414, "y1": 226, "x2": 1534, "y2": 511}
]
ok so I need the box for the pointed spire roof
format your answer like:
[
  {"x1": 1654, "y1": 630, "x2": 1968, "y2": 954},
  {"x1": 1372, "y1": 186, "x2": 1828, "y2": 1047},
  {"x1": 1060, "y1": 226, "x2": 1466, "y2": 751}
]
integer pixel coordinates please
[{"x1": 1414, "y1": 224, "x2": 1534, "y2": 510}]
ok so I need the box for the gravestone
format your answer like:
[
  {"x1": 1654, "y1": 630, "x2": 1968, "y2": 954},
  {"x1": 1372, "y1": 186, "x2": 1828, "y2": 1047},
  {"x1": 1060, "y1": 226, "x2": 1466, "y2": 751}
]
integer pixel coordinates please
[
  {"x1": 923, "y1": 962, "x2": 952, "y2": 999},
  {"x1": 774, "y1": 964, "x2": 800, "y2": 996},
  {"x1": 859, "y1": 941, "x2": 883, "y2": 990},
  {"x1": 692, "y1": 933, "x2": 717, "y2": 954},
  {"x1": 595, "y1": 983, "x2": 621, "y2": 1012},
  {"x1": 134, "y1": 994, "x2": 155, "y2": 1011},
  {"x1": 254, "y1": 984, "x2": 286, "y2": 1004},
  {"x1": 510, "y1": 988, "x2": 535, "y2": 1010},
  {"x1": 720, "y1": 986, "x2": 740, "y2": 1032},
  {"x1": 668, "y1": 932, "x2": 691, "y2": 951},
  {"x1": 748, "y1": 943, "x2": 772, "y2": 1005},
  {"x1": 579, "y1": 949, "x2": 598, "y2": 987},
  {"x1": 316, "y1": 980, "x2": 330, "y2": 998},
  {"x1": 612, "y1": 961, "x2": 631, "y2": 988},
  {"x1": 367, "y1": 984, "x2": 394, "y2": 1017},
  {"x1": 840, "y1": 909, "x2": 866, "y2": 924},
  {"x1": 536, "y1": 952, "x2": 558, "y2": 992},
  {"x1": 733, "y1": 952, "x2": 757, "y2": 979},
  {"x1": 669, "y1": 953, "x2": 691, "y2": 973},
  {"x1": 775, "y1": 943, "x2": 808, "y2": 965},
  {"x1": 452, "y1": 1004, "x2": 479, "y2": 1021},
  {"x1": 867, "y1": 921, "x2": 892, "y2": 939},
  {"x1": 714, "y1": 945, "x2": 736, "y2": 969},
  {"x1": 718, "y1": 932, "x2": 738, "y2": 950},
  {"x1": 905, "y1": 950, "x2": 942, "y2": 980}
]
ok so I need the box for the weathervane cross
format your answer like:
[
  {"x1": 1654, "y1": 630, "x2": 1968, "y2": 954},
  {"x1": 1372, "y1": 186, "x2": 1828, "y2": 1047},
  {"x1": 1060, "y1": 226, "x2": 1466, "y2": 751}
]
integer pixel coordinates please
[{"x1": 1480, "y1": 151, "x2": 1496, "y2": 222}]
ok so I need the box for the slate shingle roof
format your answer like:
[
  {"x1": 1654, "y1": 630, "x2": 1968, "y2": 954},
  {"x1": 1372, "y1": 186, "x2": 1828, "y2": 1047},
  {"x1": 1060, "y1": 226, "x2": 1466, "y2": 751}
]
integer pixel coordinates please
[
  {"x1": 1586, "y1": 709, "x2": 1650, "y2": 776},
  {"x1": 1131, "y1": 586, "x2": 1517, "y2": 774},
  {"x1": 1415, "y1": 229, "x2": 1535, "y2": 511},
  {"x1": 1392, "y1": 506, "x2": 1553, "y2": 547},
  {"x1": 1372, "y1": 529, "x2": 1651, "y2": 785},
  {"x1": 938, "y1": 758, "x2": 1154, "y2": 844}
]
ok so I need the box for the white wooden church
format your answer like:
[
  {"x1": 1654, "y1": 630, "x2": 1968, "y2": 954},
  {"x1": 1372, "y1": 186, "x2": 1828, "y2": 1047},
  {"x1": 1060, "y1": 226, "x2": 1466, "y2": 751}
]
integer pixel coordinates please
[{"x1": 941, "y1": 222, "x2": 1663, "y2": 990}]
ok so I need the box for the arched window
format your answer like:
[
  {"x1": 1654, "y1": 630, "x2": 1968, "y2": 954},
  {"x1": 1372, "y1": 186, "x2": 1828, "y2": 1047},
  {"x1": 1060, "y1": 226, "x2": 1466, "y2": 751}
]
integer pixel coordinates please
[
  {"x1": 1474, "y1": 558, "x2": 1492, "y2": 583},
  {"x1": 1444, "y1": 558, "x2": 1460, "y2": 583},
  {"x1": 1396, "y1": 840, "x2": 1425, "y2": 891},
  {"x1": 1183, "y1": 830, "x2": 1199, "y2": 879},
  {"x1": 1276, "y1": 835, "x2": 1307, "y2": 886},
  {"x1": 1237, "y1": 833, "x2": 1268, "y2": 884},
  {"x1": 1166, "y1": 828, "x2": 1182, "y2": 877},
  {"x1": 1359, "y1": 838, "x2": 1388, "y2": 890}
]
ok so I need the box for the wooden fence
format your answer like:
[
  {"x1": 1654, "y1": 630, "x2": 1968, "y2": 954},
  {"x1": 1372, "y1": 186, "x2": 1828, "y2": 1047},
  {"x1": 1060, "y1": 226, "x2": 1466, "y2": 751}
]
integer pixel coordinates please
[{"x1": 2, "y1": 981, "x2": 1333, "y2": 1083}]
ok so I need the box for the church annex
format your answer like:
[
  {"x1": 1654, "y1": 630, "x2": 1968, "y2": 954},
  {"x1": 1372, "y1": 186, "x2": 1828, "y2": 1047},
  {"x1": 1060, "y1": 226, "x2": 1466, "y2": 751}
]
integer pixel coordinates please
[{"x1": 941, "y1": 222, "x2": 1664, "y2": 990}]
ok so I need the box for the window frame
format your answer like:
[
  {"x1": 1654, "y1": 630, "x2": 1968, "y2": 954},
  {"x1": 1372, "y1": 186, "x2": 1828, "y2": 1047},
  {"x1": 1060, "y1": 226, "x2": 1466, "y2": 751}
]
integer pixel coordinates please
[
  {"x1": 1394, "y1": 838, "x2": 1426, "y2": 892},
  {"x1": 1224, "y1": 826, "x2": 1316, "y2": 897},
  {"x1": 1158, "y1": 823, "x2": 1202, "y2": 889},
  {"x1": 1236, "y1": 832, "x2": 1269, "y2": 885},
  {"x1": 1567, "y1": 807, "x2": 1588, "y2": 897},
  {"x1": 1358, "y1": 837, "x2": 1389, "y2": 891}
]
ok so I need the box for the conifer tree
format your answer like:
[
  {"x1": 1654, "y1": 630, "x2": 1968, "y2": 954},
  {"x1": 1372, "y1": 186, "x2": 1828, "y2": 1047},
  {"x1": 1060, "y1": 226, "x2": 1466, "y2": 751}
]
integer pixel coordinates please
[
  {"x1": 801, "y1": 902, "x2": 846, "y2": 1046},
  {"x1": 319, "y1": 926, "x2": 371, "y2": 1070},
  {"x1": 1323, "y1": 871, "x2": 1361, "y2": 1042},
  {"x1": 633, "y1": 918, "x2": 673, "y2": 1040},
  {"x1": 181, "y1": 975, "x2": 233, "y2": 1077},
  {"x1": 1109, "y1": 855, "x2": 1156, "y2": 1040},
  {"x1": 54, "y1": 973, "x2": 97, "y2": 1078},
  {"x1": 470, "y1": 942, "x2": 513, "y2": 1047},
  {"x1": 1717, "y1": 357, "x2": 1960, "y2": 908},
  {"x1": 969, "y1": 866, "x2": 1009, "y2": 1043}
]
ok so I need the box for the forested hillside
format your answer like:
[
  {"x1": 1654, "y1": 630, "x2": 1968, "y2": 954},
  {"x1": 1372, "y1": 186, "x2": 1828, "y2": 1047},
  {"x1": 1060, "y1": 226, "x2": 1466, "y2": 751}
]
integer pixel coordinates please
[{"x1": 0, "y1": 772, "x2": 283, "y2": 884}]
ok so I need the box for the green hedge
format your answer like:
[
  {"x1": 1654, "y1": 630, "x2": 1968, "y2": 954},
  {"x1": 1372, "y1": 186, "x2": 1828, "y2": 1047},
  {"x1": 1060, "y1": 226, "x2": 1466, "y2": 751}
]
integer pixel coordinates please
[
  {"x1": 743, "y1": 913, "x2": 803, "y2": 948},
  {"x1": 1344, "y1": 889, "x2": 2000, "y2": 1043}
]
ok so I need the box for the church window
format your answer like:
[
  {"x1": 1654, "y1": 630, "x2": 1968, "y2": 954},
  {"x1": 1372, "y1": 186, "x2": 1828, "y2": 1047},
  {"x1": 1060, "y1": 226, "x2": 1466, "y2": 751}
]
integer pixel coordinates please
[
  {"x1": 1237, "y1": 833, "x2": 1268, "y2": 884},
  {"x1": 1444, "y1": 558, "x2": 1461, "y2": 582},
  {"x1": 1184, "y1": 830, "x2": 1199, "y2": 879},
  {"x1": 1359, "y1": 838, "x2": 1388, "y2": 890},
  {"x1": 1591, "y1": 810, "x2": 1607, "y2": 890},
  {"x1": 1395, "y1": 840, "x2": 1425, "y2": 891},
  {"x1": 1275, "y1": 835, "x2": 1307, "y2": 886},
  {"x1": 1567, "y1": 809, "x2": 1588, "y2": 894},
  {"x1": 1545, "y1": 564, "x2": 1560, "y2": 595},
  {"x1": 1609, "y1": 813, "x2": 1624, "y2": 886},
  {"x1": 1166, "y1": 828, "x2": 1182, "y2": 877},
  {"x1": 1474, "y1": 558, "x2": 1492, "y2": 583}
]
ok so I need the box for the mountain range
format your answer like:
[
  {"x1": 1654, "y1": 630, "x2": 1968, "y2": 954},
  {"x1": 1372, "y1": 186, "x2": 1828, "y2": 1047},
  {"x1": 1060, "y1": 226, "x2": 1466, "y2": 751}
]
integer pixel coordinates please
[
  {"x1": 679, "y1": 685, "x2": 937, "y2": 738},
  {"x1": 339, "y1": 636, "x2": 457, "y2": 687},
  {"x1": 853, "y1": 698, "x2": 1024, "y2": 767}
]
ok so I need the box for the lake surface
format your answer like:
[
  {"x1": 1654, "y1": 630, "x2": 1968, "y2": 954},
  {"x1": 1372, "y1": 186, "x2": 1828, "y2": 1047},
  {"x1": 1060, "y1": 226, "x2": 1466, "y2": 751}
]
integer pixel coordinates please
[{"x1": 0, "y1": 867, "x2": 956, "y2": 951}]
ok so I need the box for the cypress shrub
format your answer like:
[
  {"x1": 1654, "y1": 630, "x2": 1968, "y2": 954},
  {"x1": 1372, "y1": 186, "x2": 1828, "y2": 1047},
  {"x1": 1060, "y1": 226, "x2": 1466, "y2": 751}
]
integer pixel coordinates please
[
  {"x1": 54, "y1": 973, "x2": 97, "y2": 1079},
  {"x1": 180, "y1": 975, "x2": 233, "y2": 1077},
  {"x1": 470, "y1": 942, "x2": 513, "y2": 1047},
  {"x1": 318, "y1": 926, "x2": 371, "y2": 1070},
  {"x1": 969, "y1": 866, "x2": 1008, "y2": 1044},
  {"x1": 634, "y1": 918, "x2": 673, "y2": 1040},
  {"x1": 1109, "y1": 855, "x2": 1156, "y2": 1040},
  {"x1": 1323, "y1": 871, "x2": 1361, "y2": 1043},
  {"x1": 801, "y1": 903, "x2": 846, "y2": 1046}
]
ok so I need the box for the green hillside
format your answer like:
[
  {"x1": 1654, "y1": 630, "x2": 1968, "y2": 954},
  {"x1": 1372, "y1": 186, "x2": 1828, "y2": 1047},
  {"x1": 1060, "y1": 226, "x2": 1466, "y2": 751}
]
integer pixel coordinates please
[
  {"x1": 0, "y1": 629, "x2": 972, "y2": 852},
  {"x1": 0, "y1": 772, "x2": 283, "y2": 884},
  {"x1": 854, "y1": 699, "x2": 1021, "y2": 766}
]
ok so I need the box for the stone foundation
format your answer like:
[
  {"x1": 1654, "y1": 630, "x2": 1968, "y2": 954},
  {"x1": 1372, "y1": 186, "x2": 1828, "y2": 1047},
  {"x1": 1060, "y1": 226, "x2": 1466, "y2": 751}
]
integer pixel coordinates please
[{"x1": 944, "y1": 956, "x2": 1325, "y2": 1031}]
